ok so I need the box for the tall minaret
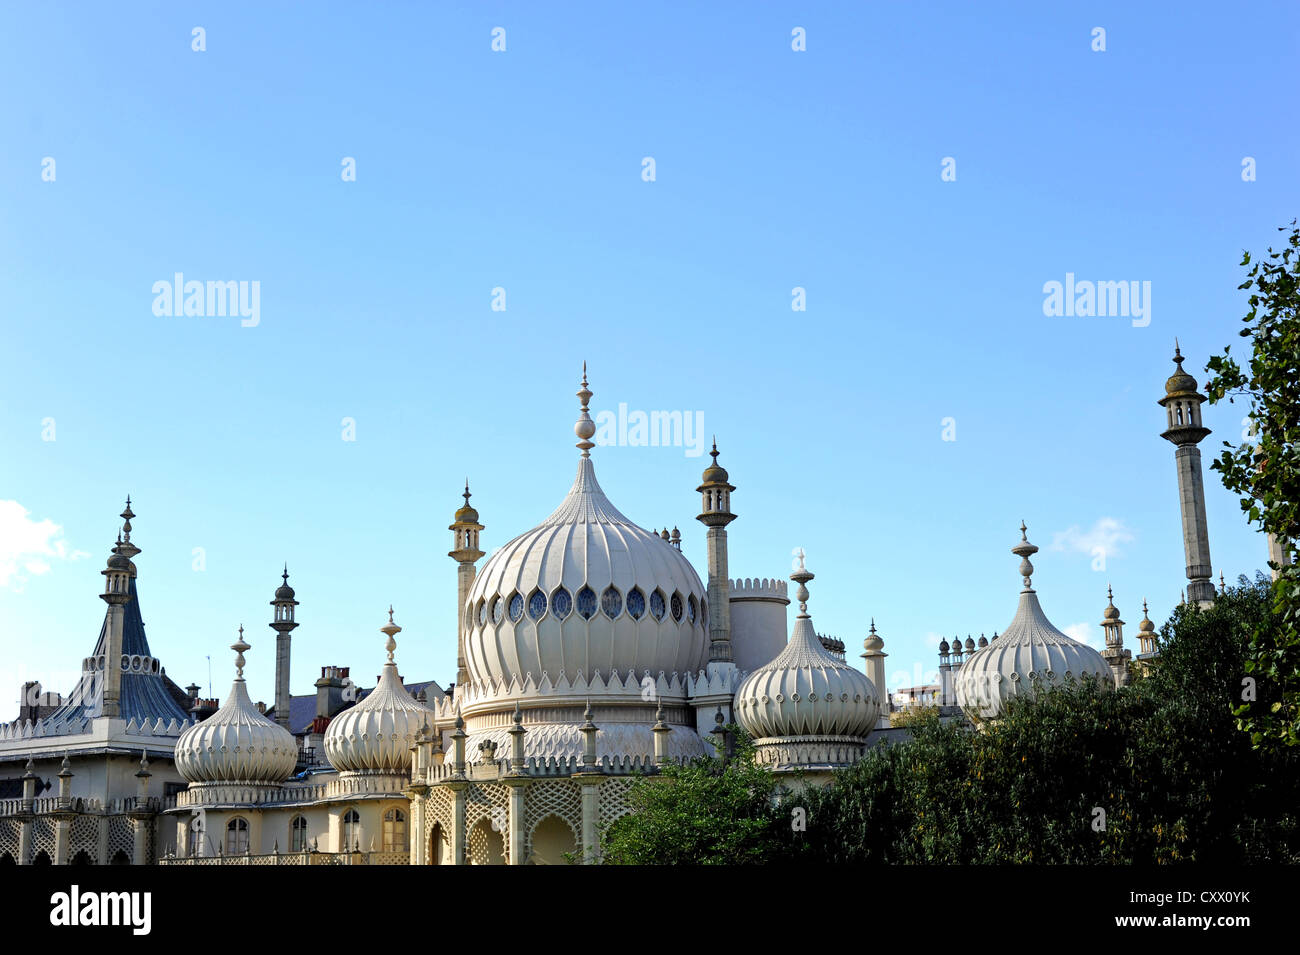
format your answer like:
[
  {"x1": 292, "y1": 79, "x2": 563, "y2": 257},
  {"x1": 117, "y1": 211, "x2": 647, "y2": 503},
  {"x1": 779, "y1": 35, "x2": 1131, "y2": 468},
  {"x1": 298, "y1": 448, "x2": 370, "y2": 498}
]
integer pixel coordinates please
[
  {"x1": 98, "y1": 500, "x2": 137, "y2": 719},
  {"x1": 696, "y1": 439, "x2": 736, "y2": 664},
  {"x1": 269, "y1": 566, "x2": 299, "y2": 730},
  {"x1": 1099, "y1": 585, "x2": 1131, "y2": 687},
  {"x1": 1159, "y1": 342, "x2": 1215, "y2": 606},
  {"x1": 860, "y1": 620, "x2": 889, "y2": 727},
  {"x1": 449, "y1": 480, "x2": 484, "y2": 689}
]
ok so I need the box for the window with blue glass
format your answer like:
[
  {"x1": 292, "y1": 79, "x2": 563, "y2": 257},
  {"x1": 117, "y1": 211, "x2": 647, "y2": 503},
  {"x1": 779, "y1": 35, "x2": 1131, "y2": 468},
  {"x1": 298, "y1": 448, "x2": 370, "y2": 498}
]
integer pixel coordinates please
[
  {"x1": 477, "y1": 600, "x2": 487, "y2": 626},
  {"x1": 576, "y1": 586, "x2": 598, "y2": 620},
  {"x1": 627, "y1": 587, "x2": 646, "y2": 620},
  {"x1": 687, "y1": 595, "x2": 697, "y2": 625},
  {"x1": 601, "y1": 586, "x2": 623, "y2": 618},
  {"x1": 551, "y1": 587, "x2": 572, "y2": 619},
  {"x1": 492, "y1": 595, "x2": 504, "y2": 624},
  {"x1": 528, "y1": 590, "x2": 547, "y2": 620},
  {"x1": 670, "y1": 592, "x2": 683, "y2": 622},
  {"x1": 650, "y1": 589, "x2": 666, "y2": 621},
  {"x1": 508, "y1": 592, "x2": 524, "y2": 622}
]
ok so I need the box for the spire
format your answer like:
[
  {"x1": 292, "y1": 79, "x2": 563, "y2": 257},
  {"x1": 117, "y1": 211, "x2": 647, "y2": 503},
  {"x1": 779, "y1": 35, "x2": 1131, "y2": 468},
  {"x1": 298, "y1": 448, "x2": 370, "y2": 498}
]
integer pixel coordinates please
[
  {"x1": 791, "y1": 551, "x2": 813, "y2": 617},
  {"x1": 1012, "y1": 521, "x2": 1039, "y2": 592},
  {"x1": 1219, "y1": 572, "x2": 1226, "y2": 595},
  {"x1": 118, "y1": 496, "x2": 140, "y2": 560},
  {"x1": 231, "y1": 626, "x2": 249, "y2": 680},
  {"x1": 574, "y1": 363, "x2": 596, "y2": 457}
]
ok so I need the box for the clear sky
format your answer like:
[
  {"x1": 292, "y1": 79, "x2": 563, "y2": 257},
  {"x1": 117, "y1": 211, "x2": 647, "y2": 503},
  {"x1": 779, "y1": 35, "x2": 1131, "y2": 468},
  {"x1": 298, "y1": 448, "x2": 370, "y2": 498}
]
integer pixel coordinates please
[{"x1": 2, "y1": 3, "x2": 1297, "y2": 719}]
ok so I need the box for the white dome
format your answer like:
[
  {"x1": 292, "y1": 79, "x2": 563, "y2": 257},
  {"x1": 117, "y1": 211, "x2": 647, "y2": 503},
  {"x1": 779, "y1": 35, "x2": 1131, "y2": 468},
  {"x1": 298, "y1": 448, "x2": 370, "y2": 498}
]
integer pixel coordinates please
[
  {"x1": 735, "y1": 569, "x2": 879, "y2": 750},
  {"x1": 955, "y1": 525, "x2": 1112, "y2": 721},
  {"x1": 324, "y1": 616, "x2": 434, "y2": 775},
  {"x1": 175, "y1": 635, "x2": 297, "y2": 786},
  {"x1": 464, "y1": 455, "x2": 709, "y2": 695}
]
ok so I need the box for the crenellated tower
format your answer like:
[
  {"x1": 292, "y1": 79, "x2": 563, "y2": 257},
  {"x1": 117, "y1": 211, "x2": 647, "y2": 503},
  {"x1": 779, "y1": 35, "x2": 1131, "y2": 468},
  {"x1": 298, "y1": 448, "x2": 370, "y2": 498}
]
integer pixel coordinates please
[
  {"x1": 1159, "y1": 341, "x2": 1215, "y2": 606},
  {"x1": 449, "y1": 481, "x2": 485, "y2": 690},
  {"x1": 696, "y1": 439, "x2": 736, "y2": 665}
]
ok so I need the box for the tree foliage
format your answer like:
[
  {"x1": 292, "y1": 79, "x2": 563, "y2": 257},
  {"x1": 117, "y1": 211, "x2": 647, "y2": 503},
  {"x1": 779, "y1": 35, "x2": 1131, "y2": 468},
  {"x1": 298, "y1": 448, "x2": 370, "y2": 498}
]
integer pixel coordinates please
[
  {"x1": 604, "y1": 578, "x2": 1299, "y2": 864},
  {"x1": 1206, "y1": 220, "x2": 1300, "y2": 751}
]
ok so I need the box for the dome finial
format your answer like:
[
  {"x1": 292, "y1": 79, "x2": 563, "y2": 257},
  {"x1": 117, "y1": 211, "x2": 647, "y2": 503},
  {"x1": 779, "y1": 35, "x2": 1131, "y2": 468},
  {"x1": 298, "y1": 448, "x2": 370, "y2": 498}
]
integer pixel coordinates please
[
  {"x1": 231, "y1": 625, "x2": 250, "y2": 679},
  {"x1": 1011, "y1": 522, "x2": 1039, "y2": 591},
  {"x1": 574, "y1": 364, "x2": 596, "y2": 457},
  {"x1": 381, "y1": 607, "x2": 401, "y2": 662},
  {"x1": 790, "y1": 556, "x2": 814, "y2": 617}
]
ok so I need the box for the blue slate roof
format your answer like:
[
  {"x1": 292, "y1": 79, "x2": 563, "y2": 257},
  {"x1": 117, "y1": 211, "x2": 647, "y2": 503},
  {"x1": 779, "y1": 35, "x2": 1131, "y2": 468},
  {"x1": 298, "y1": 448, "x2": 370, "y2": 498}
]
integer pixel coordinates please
[{"x1": 38, "y1": 577, "x2": 193, "y2": 733}]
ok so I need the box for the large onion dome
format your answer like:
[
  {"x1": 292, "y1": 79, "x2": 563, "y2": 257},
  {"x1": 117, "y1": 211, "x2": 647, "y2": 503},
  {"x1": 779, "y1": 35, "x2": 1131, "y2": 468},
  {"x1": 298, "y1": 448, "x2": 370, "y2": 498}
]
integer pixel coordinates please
[
  {"x1": 174, "y1": 628, "x2": 297, "y2": 787},
  {"x1": 462, "y1": 370, "x2": 708, "y2": 698},
  {"x1": 955, "y1": 523, "x2": 1112, "y2": 722},
  {"x1": 324, "y1": 610, "x2": 433, "y2": 775},
  {"x1": 735, "y1": 561, "x2": 879, "y2": 770}
]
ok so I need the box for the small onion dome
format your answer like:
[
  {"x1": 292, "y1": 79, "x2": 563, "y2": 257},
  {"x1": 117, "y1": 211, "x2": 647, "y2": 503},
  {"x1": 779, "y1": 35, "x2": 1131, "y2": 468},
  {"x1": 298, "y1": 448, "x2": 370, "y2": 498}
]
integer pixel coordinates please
[
  {"x1": 106, "y1": 549, "x2": 134, "y2": 574},
  {"x1": 1164, "y1": 342, "x2": 1200, "y2": 397},
  {"x1": 736, "y1": 564, "x2": 879, "y2": 741},
  {"x1": 977, "y1": 634, "x2": 989, "y2": 649},
  {"x1": 1102, "y1": 585, "x2": 1121, "y2": 621},
  {"x1": 938, "y1": 638, "x2": 950, "y2": 653},
  {"x1": 1138, "y1": 602, "x2": 1156, "y2": 637},
  {"x1": 955, "y1": 523, "x2": 1111, "y2": 722},
  {"x1": 174, "y1": 628, "x2": 297, "y2": 786},
  {"x1": 699, "y1": 439, "x2": 730, "y2": 485},
  {"x1": 454, "y1": 481, "x2": 479, "y2": 524},
  {"x1": 324, "y1": 609, "x2": 433, "y2": 775},
  {"x1": 274, "y1": 565, "x2": 296, "y2": 601},
  {"x1": 863, "y1": 621, "x2": 884, "y2": 653},
  {"x1": 964, "y1": 636, "x2": 976, "y2": 653}
]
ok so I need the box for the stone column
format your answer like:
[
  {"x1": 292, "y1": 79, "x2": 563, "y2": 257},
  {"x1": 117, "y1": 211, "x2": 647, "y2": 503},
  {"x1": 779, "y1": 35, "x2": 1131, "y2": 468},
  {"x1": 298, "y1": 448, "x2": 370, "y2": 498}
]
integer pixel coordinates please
[
  {"x1": 1175, "y1": 444, "x2": 1215, "y2": 604},
  {"x1": 103, "y1": 604, "x2": 125, "y2": 718},
  {"x1": 449, "y1": 782, "x2": 467, "y2": 866},
  {"x1": 506, "y1": 778, "x2": 527, "y2": 865}
]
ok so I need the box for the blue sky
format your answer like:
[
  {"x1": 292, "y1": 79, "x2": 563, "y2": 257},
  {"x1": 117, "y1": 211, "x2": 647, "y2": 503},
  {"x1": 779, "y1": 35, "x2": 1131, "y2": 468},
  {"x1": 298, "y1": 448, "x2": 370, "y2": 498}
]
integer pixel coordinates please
[{"x1": 1, "y1": 3, "x2": 1296, "y2": 717}]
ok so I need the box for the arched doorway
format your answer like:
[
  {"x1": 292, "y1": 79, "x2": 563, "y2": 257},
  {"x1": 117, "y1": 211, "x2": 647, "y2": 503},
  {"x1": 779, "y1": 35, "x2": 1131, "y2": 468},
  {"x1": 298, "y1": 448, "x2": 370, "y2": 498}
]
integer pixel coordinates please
[
  {"x1": 468, "y1": 818, "x2": 505, "y2": 865},
  {"x1": 70, "y1": 850, "x2": 93, "y2": 865},
  {"x1": 110, "y1": 850, "x2": 131, "y2": 865},
  {"x1": 0, "y1": 852, "x2": 14, "y2": 865},
  {"x1": 32, "y1": 850, "x2": 51, "y2": 865},
  {"x1": 529, "y1": 814, "x2": 577, "y2": 865},
  {"x1": 428, "y1": 823, "x2": 447, "y2": 865}
]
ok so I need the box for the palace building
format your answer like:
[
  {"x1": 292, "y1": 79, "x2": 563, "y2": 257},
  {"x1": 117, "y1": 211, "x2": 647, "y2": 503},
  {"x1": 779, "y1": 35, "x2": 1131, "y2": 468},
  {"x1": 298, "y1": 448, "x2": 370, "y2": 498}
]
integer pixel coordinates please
[{"x1": 0, "y1": 349, "x2": 1284, "y2": 864}]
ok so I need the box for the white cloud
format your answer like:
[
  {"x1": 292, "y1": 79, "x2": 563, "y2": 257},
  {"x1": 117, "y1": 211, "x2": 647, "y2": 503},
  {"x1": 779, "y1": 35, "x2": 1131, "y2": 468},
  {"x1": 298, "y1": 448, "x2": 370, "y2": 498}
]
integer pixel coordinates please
[
  {"x1": 1051, "y1": 517, "x2": 1135, "y2": 561},
  {"x1": 1063, "y1": 622, "x2": 1106, "y2": 652},
  {"x1": 0, "y1": 501, "x2": 90, "y2": 592},
  {"x1": 922, "y1": 631, "x2": 944, "y2": 650}
]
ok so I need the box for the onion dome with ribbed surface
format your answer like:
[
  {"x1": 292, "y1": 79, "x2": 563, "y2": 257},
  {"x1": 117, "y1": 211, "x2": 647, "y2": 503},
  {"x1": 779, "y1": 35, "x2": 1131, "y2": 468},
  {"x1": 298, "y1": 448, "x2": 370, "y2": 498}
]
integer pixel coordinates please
[
  {"x1": 735, "y1": 561, "x2": 879, "y2": 769},
  {"x1": 174, "y1": 628, "x2": 297, "y2": 786},
  {"x1": 324, "y1": 610, "x2": 434, "y2": 775},
  {"x1": 955, "y1": 523, "x2": 1111, "y2": 722},
  {"x1": 462, "y1": 370, "x2": 708, "y2": 696}
]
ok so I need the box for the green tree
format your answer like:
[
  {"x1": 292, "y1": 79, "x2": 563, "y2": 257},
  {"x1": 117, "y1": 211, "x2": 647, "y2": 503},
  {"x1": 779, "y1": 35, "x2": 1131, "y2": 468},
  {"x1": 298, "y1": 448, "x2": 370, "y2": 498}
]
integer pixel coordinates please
[{"x1": 1206, "y1": 220, "x2": 1300, "y2": 751}]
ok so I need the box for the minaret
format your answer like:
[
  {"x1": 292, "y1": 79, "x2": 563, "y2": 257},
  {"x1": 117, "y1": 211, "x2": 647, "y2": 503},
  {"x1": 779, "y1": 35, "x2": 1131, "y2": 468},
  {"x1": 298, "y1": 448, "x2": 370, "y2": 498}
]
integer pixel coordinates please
[
  {"x1": 98, "y1": 499, "x2": 137, "y2": 719},
  {"x1": 860, "y1": 620, "x2": 888, "y2": 727},
  {"x1": 1159, "y1": 341, "x2": 1215, "y2": 606},
  {"x1": 937, "y1": 638, "x2": 952, "y2": 706},
  {"x1": 1136, "y1": 600, "x2": 1157, "y2": 658},
  {"x1": 696, "y1": 439, "x2": 736, "y2": 664},
  {"x1": 1099, "y1": 585, "x2": 1131, "y2": 686},
  {"x1": 448, "y1": 480, "x2": 485, "y2": 689},
  {"x1": 269, "y1": 566, "x2": 299, "y2": 731}
]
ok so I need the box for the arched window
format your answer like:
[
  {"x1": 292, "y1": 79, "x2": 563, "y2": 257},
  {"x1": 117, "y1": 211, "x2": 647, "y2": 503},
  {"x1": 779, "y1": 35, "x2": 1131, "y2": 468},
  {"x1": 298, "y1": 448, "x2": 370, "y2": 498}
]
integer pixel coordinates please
[
  {"x1": 290, "y1": 816, "x2": 308, "y2": 852},
  {"x1": 528, "y1": 589, "x2": 547, "y2": 620},
  {"x1": 188, "y1": 822, "x2": 203, "y2": 857},
  {"x1": 670, "y1": 592, "x2": 684, "y2": 622},
  {"x1": 383, "y1": 808, "x2": 407, "y2": 852},
  {"x1": 626, "y1": 587, "x2": 646, "y2": 620},
  {"x1": 225, "y1": 817, "x2": 249, "y2": 855},
  {"x1": 342, "y1": 809, "x2": 361, "y2": 851},
  {"x1": 601, "y1": 586, "x2": 623, "y2": 618},
  {"x1": 576, "y1": 586, "x2": 598, "y2": 620},
  {"x1": 650, "y1": 589, "x2": 666, "y2": 621},
  {"x1": 508, "y1": 593, "x2": 524, "y2": 622},
  {"x1": 551, "y1": 587, "x2": 572, "y2": 620},
  {"x1": 492, "y1": 595, "x2": 504, "y2": 624},
  {"x1": 688, "y1": 595, "x2": 698, "y2": 625}
]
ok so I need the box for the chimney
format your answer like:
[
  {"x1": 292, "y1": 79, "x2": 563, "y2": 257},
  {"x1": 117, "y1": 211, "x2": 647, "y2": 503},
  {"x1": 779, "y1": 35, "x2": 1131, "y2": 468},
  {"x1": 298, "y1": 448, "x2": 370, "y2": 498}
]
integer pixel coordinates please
[{"x1": 315, "y1": 666, "x2": 350, "y2": 719}]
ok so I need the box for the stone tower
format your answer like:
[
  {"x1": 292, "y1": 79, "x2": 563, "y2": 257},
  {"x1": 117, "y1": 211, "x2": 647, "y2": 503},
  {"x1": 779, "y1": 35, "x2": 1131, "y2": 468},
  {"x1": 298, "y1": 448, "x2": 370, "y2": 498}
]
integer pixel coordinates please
[
  {"x1": 270, "y1": 566, "x2": 299, "y2": 730},
  {"x1": 696, "y1": 439, "x2": 736, "y2": 664},
  {"x1": 1158, "y1": 342, "x2": 1215, "y2": 606},
  {"x1": 1099, "y1": 585, "x2": 1131, "y2": 686},
  {"x1": 449, "y1": 481, "x2": 485, "y2": 689}
]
